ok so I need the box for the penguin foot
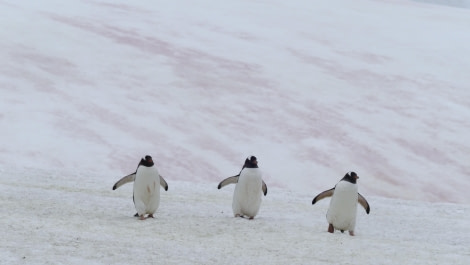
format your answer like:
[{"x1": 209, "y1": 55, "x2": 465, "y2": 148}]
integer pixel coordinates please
[
  {"x1": 248, "y1": 216, "x2": 254, "y2": 220},
  {"x1": 139, "y1": 215, "x2": 147, "y2": 220},
  {"x1": 328, "y1": 224, "x2": 334, "y2": 233},
  {"x1": 349, "y1": 231, "x2": 355, "y2": 236},
  {"x1": 148, "y1": 214, "x2": 154, "y2": 218}
]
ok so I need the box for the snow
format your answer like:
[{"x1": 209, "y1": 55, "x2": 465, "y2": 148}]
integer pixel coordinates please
[
  {"x1": 2, "y1": 166, "x2": 469, "y2": 264},
  {"x1": 1, "y1": 0, "x2": 470, "y2": 264}
]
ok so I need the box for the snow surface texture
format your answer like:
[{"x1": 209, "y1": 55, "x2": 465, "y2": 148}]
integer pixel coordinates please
[
  {"x1": 1, "y1": 166, "x2": 469, "y2": 264},
  {"x1": 1, "y1": 0, "x2": 470, "y2": 264}
]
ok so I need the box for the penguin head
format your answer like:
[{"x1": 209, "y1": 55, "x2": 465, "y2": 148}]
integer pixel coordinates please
[
  {"x1": 139, "y1": 155, "x2": 154, "y2": 167},
  {"x1": 243, "y1": 155, "x2": 259, "y2": 168},
  {"x1": 341, "y1": 171, "x2": 359, "y2": 184}
]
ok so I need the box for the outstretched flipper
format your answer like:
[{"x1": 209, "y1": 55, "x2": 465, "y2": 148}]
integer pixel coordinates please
[
  {"x1": 218, "y1": 175, "x2": 267, "y2": 196},
  {"x1": 312, "y1": 188, "x2": 335, "y2": 204},
  {"x1": 358, "y1": 193, "x2": 370, "y2": 214},
  {"x1": 312, "y1": 188, "x2": 370, "y2": 214},
  {"x1": 160, "y1": 175, "x2": 169, "y2": 191},
  {"x1": 112, "y1": 173, "x2": 136, "y2": 190},
  {"x1": 262, "y1": 180, "x2": 268, "y2": 196},
  {"x1": 113, "y1": 173, "x2": 168, "y2": 191},
  {"x1": 217, "y1": 176, "x2": 239, "y2": 189}
]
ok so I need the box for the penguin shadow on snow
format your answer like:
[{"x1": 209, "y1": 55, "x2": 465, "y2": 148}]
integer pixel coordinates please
[
  {"x1": 312, "y1": 172, "x2": 370, "y2": 236},
  {"x1": 217, "y1": 156, "x2": 268, "y2": 220},
  {"x1": 112, "y1": 155, "x2": 169, "y2": 220}
]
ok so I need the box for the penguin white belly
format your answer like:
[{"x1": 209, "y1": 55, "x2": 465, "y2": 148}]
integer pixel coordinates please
[
  {"x1": 133, "y1": 166, "x2": 160, "y2": 216},
  {"x1": 326, "y1": 181, "x2": 358, "y2": 231},
  {"x1": 232, "y1": 168, "x2": 263, "y2": 218}
]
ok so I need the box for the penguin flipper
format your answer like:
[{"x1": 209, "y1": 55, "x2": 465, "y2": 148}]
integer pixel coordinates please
[
  {"x1": 358, "y1": 193, "x2": 370, "y2": 214},
  {"x1": 262, "y1": 180, "x2": 268, "y2": 196},
  {"x1": 217, "y1": 176, "x2": 239, "y2": 189},
  {"x1": 312, "y1": 188, "x2": 335, "y2": 204},
  {"x1": 112, "y1": 173, "x2": 136, "y2": 190},
  {"x1": 159, "y1": 175, "x2": 169, "y2": 191}
]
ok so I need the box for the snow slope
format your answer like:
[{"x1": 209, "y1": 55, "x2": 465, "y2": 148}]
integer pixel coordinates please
[
  {"x1": 1, "y1": 0, "x2": 470, "y2": 264},
  {"x1": 2, "y1": 0, "x2": 470, "y2": 202}
]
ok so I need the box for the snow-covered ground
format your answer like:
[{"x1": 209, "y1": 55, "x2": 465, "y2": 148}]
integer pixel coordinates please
[
  {"x1": 2, "y1": 166, "x2": 469, "y2": 265},
  {"x1": 1, "y1": 0, "x2": 470, "y2": 264}
]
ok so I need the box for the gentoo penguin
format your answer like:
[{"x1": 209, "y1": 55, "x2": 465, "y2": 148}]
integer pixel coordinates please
[
  {"x1": 312, "y1": 172, "x2": 370, "y2": 236},
  {"x1": 217, "y1": 156, "x2": 267, "y2": 219},
  {"x1": 112, "y1": 155, "x2": 168, "y2": 219}
]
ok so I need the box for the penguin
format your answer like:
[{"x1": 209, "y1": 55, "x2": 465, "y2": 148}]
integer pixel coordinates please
[
  {"x1": 112, "y1": 159, "x2": 168, "y2": 192},
  {"x1": 312, "y1": 171, "x2": 370, "y2": 236},
  {"x1": 112, "y1": 155, "x2": 168, "y2": 219},
  {"x1": 217, "y1": 156, "x2": 267, "y2": 219}
]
